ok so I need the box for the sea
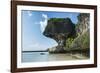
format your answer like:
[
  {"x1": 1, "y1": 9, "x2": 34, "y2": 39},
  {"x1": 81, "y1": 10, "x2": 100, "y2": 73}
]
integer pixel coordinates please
[{"x1": 22, "y1": 51, "x2": 88, "y2": 62}]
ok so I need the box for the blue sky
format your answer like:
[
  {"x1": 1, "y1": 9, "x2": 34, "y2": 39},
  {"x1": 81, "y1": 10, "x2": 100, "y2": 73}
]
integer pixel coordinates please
[{"x1": 22, "y1": 10, "x2": 79, "y2": 51}]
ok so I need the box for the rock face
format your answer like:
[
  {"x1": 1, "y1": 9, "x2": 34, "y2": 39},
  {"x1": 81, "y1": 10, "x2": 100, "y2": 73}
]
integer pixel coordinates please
[
  {"x1": 70, "y1": 30, "x2": 90, "y2": 50},
  {"x1": 48, "y1": 46, "x2": 66, "y2": 53},
  {"x1": 43, "y1": 18, "x2": 76, "y2": 53},
  {"x1": 65, "y1": 13, "x2": 90, "y2": 56},
  {"x1": 76, "y1": 13, "x2": 90, "y2": 35},
  {"x1": 72, "y1": 13, "x2": 90, "y2": 50},
  {"x1": 43, "y1": 13, "x2": 90, "y2": 55}
]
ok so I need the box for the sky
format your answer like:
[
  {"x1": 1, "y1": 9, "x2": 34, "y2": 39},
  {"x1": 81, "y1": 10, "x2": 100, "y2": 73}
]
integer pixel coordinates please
[{"x1": 21, "y1": 10, "x2": 79, "y2": 51}]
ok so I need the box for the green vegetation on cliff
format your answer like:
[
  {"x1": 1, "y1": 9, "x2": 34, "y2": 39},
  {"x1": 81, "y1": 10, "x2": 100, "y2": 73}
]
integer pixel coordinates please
[
  {"x1": 65, "y1": 13, "x2": 90, "y2": 53},
  {"x1": 43, "y1": 13, "x2": 90, "y2": 56}
]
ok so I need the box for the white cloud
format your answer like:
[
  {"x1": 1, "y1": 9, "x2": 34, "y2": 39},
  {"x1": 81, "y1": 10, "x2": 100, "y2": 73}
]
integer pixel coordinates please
[
  {"x1": 42, "y1": 14, "x2": 48, "y2": 19},
  {"x1": 27, "y1": 11, "x2": 32, "y2": 16},
  {"x1": 40, "y1": 14, "x2": 48, "y2": 33}
]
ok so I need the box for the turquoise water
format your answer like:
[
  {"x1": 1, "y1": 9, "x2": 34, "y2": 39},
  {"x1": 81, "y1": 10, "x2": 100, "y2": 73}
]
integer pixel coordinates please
[
  {"x1": 22, "y1": 52, "x2": 49, "y2": 62},
  {"x1": 22, "y1": 52, "x2": 89, "y2": 62}
]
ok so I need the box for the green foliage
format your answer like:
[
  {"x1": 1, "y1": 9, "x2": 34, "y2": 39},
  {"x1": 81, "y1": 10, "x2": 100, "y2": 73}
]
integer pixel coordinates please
[
  {"x1": 81, "y1": 31, "x2": 90, "y2": 49},
  {"x1": 64, "y1": 29, "x2": 90, "y2": 52},
  {"x1": 48, "y1": 18, "x2": 72, "y2": 23},
  {"x1": 44, "y1": 13, "x2": 90, "y2": 54},
  {"x1": 66, "y1": 38, "x2": 74, "y2": 48},
  {"x1": 48, "y1": 18, "x2": 64, "y2": 22},
  {"x1": 70, "y1": 30, "x2": 90, "y2": 50}
]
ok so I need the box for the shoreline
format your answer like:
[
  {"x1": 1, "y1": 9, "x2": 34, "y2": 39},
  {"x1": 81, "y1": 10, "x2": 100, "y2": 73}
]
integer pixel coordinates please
[{"x1": 22, "y1": 51, "x2": 48, "y2": 53}]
